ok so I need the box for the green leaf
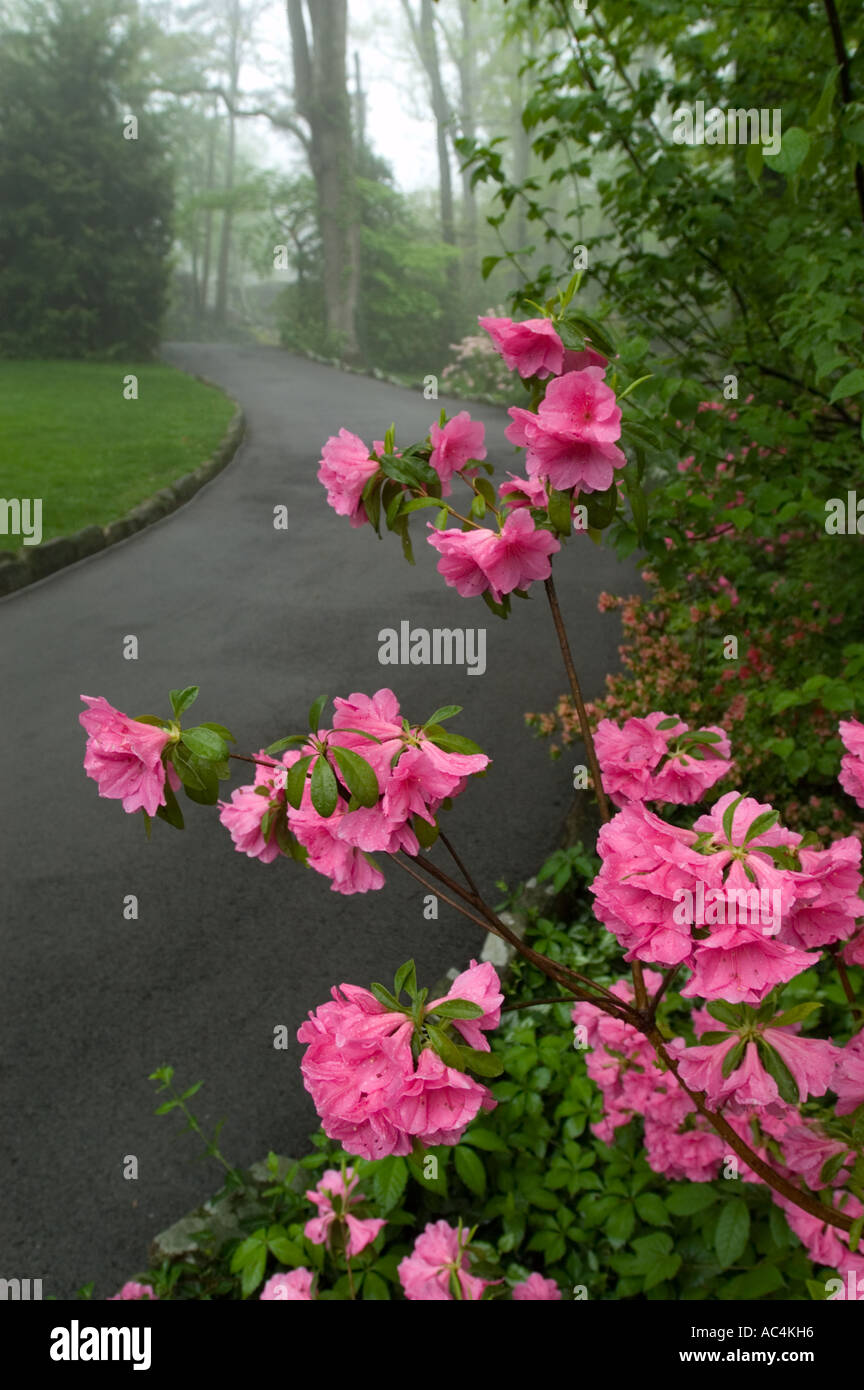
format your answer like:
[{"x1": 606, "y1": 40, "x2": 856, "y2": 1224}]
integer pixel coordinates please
[
  {"x1": 721, "y1": 794, "x2": 745, "y2": 842},
  {"x1": 180, "y1": 726, "x2": 227, "y2": 760},
  {"x1": 745, "y1": 141, "x2": 763, "y2": 185},
  {"x1": 394, "y1": 960, "x2": 417, "y2": 1000},
  {"x1": 634, "y1": 1193, "x2": 670, "y2": 1226},
  {"x1": 155, "y1": 782, "x2": 184, "y2": 830},
  {"x1": 268, "y1": 1236, "x2": 306, "y2": 1267},
  {"x1": 666, "y1": 1184, "x2": 718, "y2": 1216},
  {"x1": 413, "y1": 814, "x2": 439, "y2": 849},
  {"x1": 284, "y1": 754, "x2": 313, "y2": 809},
  {"x1": 370, "y1": 982, "x2": 404, "y2": 1012},
  {"x1": 424, "y1": 726, "x2": 484, "y2": 757},
  {"x1": 771, "y1": 1001, "x2": 821, "y2": 1028},
  {"x1": 721, "y1": 1037, "x2": 747, "y2": 1078},
  {"x1": 266, "y1": 734, "x2": 310, "y2": 755},
  {"x1": 718, "y1": 1264, "x2": 783, "y2": 1300},
  {"x1": 606, "y1": 1202, "x2": 636, "y2": 1243},
  {"x1": 170, "y1": 743, "x2": 205, "y2": 791},
  {"x1": 429, "y1": 998, "x2": 484, "y2": 1021},
  {"x1": 454, "y1": 1145, "x2": 486, "y2": 1197},
  {"x1": 655, "y1": 716, "x2": 678, "y2": 730},
  {"x1": 402, "y1": 496, "x2": 444, "y2": 514},
  {"x1": 757, "y1": 1038, "x2": 800, "y2": 1104},
  {"x1": 461, "y1": 1127, "x2": 508, "y2": 1153},
  {"x1": 362, "y1": 1271, "x2": 390, "y2": 1300},
  {"x1": 199, "y1": 721, "x2": 236, "y2": 744},
  {"x1": 424, "y1": 1025, "x2": 465, "y2": 1069},
  {"x1": 763, "y1": 125, "x2": 810, "y2": 176},
  {"x1": 372, "y1": 1155, "x2": 408, "y2": 1213},
  {"x1": 424, "y1": 705, "x2": 463, "y2": 727},
  {"x1": 548, "y1": 487, "x2": 572, "y2": 537},
  {"x1": 308, "y1": 694, "x2": 329, "y2": 731},
  {"x1": 169, "y1": 685, "x2": 199, "y2": 718},
  {"x1": 329, "y1": 746, "x2": 379, "y2": 807},
  {"x1": 241, "y1": 1245, "x2": 267, "y2": 1298},
  {"x1": 458, "y1": 1046, "x2": 504, "y2": 1078},
  {"x1": 310, "y1": 755, "x2": 339, "y2": 817},
  {"x1": 706, "y1": 1000, "x2": 743, "y2": 1028},
  {"x1": 714, "y1": 1200, "x2": 750, "y2": 1269},
  {"x1": 829, "y1": 368, "x2": 864, "y2": 404},
  {"x1": 133, "y1": 714, "x2": 171, "y2": 729},
  {"x1": 481, "y1": 254, "x2": 502, "y2": 279}
]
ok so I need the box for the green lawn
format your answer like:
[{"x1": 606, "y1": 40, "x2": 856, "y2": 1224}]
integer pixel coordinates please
[{"x1": 0, "y1": 361, "x2": 236, "y2": 543}]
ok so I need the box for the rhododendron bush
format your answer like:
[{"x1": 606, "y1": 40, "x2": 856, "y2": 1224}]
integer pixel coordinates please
[{"x1": 81, "y1": 288, "x2": 864, "y2": 1302}]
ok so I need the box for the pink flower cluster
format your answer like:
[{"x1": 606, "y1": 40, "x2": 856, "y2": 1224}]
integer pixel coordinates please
[
  {"x1": 259, "y1": 1269, "x2": 314, "y2": 1300},
  {"x1": 108, "y1": 1282, "x2": 157, "y2": 1301},
  {"x1": 427, "y1": 507, "x2": 560, "y2": 602},
  {"x1": 219, "y1": 689, "x2": 489, "y2": 894},
  {"x1": 593, "y1": 710, "x2": 733, "y2": 806},
  {"x1": 839, "y1": 718, "x2": 864, "y2": 809},
  {"x1": 398, "y1": 1220, "x2": 488, "y2": 1300},
  {"x1": 507, "y1": 367, "x2": 625, "y2": 495},
  {"x1": 80, "y1": 696, "x2": 180, "y2": 816},
  {"x1": 591, "y1": 791, "x2": 863, "y2": 1003},
  {"x1": 297, "y1": 960, "x2": 502, "y2": 1159}
]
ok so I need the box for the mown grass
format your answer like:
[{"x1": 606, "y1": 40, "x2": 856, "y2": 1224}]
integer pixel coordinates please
[{"x1": 0, "y1": 361, "x2": 235, "y2": 543}]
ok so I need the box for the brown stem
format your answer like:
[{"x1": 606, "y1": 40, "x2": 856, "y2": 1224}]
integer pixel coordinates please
[
  {"x1": 651, "y1": 1031, "x2": 856, "y2": 1234},
  {"x1": 503, "y1": 996, "x2": 579, "y2": 1012},
  {"x1": 831, "y1": 946, "x2": 862, "y2": 1020},
  {"x1": 438, "y1": 829, "x2": 482, "y2": 898},
  {"x1": 543, "y1": 575, "x2": 611, "y2": 824},
  {"x1": 393, "y1": 853, "x2": 632, "y2": 1022}
]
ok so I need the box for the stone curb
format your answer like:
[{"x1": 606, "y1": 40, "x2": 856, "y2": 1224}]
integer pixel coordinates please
[
  {"x1": 289, "y1": 345, "x2": 508, "y2": 410},
  {"x1": 0, "y1": 393, "x2": 245, "y2": 598}
]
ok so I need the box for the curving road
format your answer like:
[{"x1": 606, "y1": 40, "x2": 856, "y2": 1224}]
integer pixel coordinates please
[{"x1": 0, "y1": 345, "x2": 635, "y2": 1298}]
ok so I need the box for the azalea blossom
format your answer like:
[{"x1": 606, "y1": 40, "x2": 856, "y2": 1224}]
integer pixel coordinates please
[
  {"x1": 108, "y1": 1282, "x2": 157, "y2": 1301},
  {"x1": 839, "y1": 718, "x2": 864, "y2": 808},
  {"x1": 259, "y1": 1270, "x2": 314, "y2": 1301},
  {"x1": 478, "y1": 315, "x2": 564, "y2": 380},
  {"x1": 398, "y1": 1220, "x2": 488, "y2": 1301},
  {"x1": 429, "y1": 412, "x2": 486, "y2": 492},
  {"x1": 317, "y1": 428, "x2": 379, "y2": 527},
  {"x1": 506, "y1": 367, "x2": 625, "y2": 493},
  {"x1": 512, "y1": 1273, "x2": 562, "y2": 1300},
  {"x1": 304, "y1": 1168, "x2": 386, "y2": 1256},
  {"x1": 80, "y1": 695, "x2": 179, "y2": 816}
]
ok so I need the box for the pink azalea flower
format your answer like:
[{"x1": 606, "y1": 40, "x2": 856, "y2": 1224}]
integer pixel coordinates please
[
  {"x1": 512, "y1": 1273, "x2": 562, "y2": 1300},
  {"x1": 591, "y1": 803, "x2": 724, "y2": 966},
  {"x1": 80, "y1": 695, "x2": 179, "y2": 817},
  {"x1": 782, "y1": 837, "x2": 864, "y2": 951},
  {"x1": 594, "y1": 713, "x2": 677, "y2": 805},
  {"x1": 480, "y1": 509, "x2": 560, "y2": 598},
  {"x1": 506, "y1": 367, "x2": 625, "y2": 493},
  {"x1": 398, "y1": 1220, "x2": 489, "y2": 1300},
  {"x1": 429, "y1": 959, "x2": 503, "y2": 1052},
  {"x1": 773, "y1": 1193, "x2": 864, "y2": 1284},
  {"x1": 650, "y1": 726, "x2": 733, "y2": 804},
  {"x1": 561, "y1": 346, "x2": 609, "y2": 373},
  {"x1": 780, "y1": 1124, "x2": 853, "y2": 1188},
  {"x1": 675, "y1": 1029, "x2": 837, "y2": 1110},
  {"x1": 643, "y1": 1116, "x2": 725, "y2": 1183},
  {"x1": 426, "y1": 524, "x2": 498, "y2": 598},
  {"x1": 839, "y1": 718, "x2": 864, "y2": 808},
  {"x1": 219, "y1": 751, "x2": 289, "y2": 863},
  {"x1": 478, "y1": 315, "x2": 564, "y2": 380},
  {"x1": 304, "y1": 1168, "x2": 386, "y2": 1256},
  {"x1": 259, "y1": 1269, "x2": 314, "y2": 1301},
  {"x1": 497, "y1": 472, "x2": 548, "y2": 511},
  {"x1": 318, "y1": 428, "x2": 379, "y2": 528},
  {"x1": 832, "y1": 1030, "x2": 864, "y2": 1116},
  {"x1": 429, "y1": 412, "x2": 486, "y2": 493},
  {"x1": 681, "y1": 924, "x2": 815, "y2": 1006},
  {"x1": 108, "y1": 1282, "x2": 157, "y2": 1300},
  {"x1": 297, "y1": 982, "x2": 495, "y2": 1160}
]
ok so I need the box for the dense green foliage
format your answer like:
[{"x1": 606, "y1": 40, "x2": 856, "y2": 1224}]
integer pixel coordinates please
[
  {"x1": 460, "y1": 0, "x2": 864, "y2": 818},
  {"x1": 0, "y1": 0, "x2": 173, "y2": 358}
]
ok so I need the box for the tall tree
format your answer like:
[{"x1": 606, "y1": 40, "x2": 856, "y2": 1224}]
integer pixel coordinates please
[
  {"x1": 0, "y1": 0, "x2": 173, "y2": 357},
  {"x1": 400, "y1": 0, "x2": 456, "y2": 246},
  {"x1": 287, "y1": 0, "x2": 360, "y2": 358}
]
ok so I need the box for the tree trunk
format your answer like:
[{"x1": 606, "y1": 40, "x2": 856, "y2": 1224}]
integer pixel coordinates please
[
  {"x1": 457, "y1": 0, "x2": 477, "y2": 255},
  {"x1": 287, "y1": 0, "x2": 360, "y2": 359},
  {"x1": 200, "y1": 100, "x2": 217, "y2": 319},
  {"x1": 214, "y1": 1, "x2": 240, "y2": 327},
  {"x1": 402, "y1": 0, "x2": 456, "y2": 246}
]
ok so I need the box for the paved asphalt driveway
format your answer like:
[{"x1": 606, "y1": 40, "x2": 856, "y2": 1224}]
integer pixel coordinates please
[{"x1": 0, "y1": 345, "x2": 635, "y2": 1298}]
